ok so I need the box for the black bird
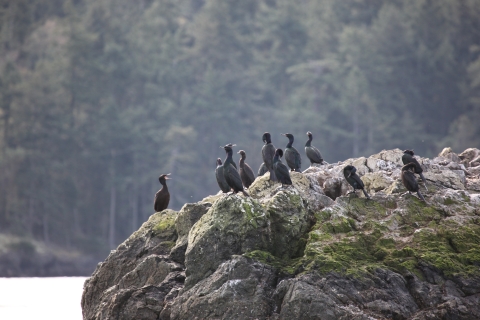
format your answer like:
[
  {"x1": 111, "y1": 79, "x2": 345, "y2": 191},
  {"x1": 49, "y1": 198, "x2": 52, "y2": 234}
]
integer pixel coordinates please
[
  {"x1": 305, "y1": 131, "x2": 324, "y2": 165},
  {"x1": 154, "y1": 173, "x2": 171, "y2": 212},
  {"x1": 401, "y1": 163, "x2": 426, "y2": 201},
  {"x1": 343, "y1": 165, "x2": 370, "y2": 199},
  {"x1": 215, "y1": 158, "x2": 230, "y2": 193},
  {"x1": 221, "y1": 144, "x2": 249, "y2": 196},
  {"x1": 282, "y1": 133, "x2": 302, "y2": 172},
  {"x1": 238, "y1": 150, "x2": 255, "y2": 188},
  {"x1": 262, "y1": 132, "x2": 277, "y2": 181},
  {"x1": 273, "y1": 149, "x2": 292, "y2": 187},
  {"x1": 402, "y1": 150, "x2": 428, "y2": 191},
  {"x1": 258, "y1": 162, "x2": 268, "y2": 176}
]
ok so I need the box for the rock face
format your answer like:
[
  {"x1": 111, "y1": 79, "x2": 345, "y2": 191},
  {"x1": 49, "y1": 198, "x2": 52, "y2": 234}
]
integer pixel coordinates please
[{"x1": 82, "y1": 148, "x2": 480, "y2": 320}]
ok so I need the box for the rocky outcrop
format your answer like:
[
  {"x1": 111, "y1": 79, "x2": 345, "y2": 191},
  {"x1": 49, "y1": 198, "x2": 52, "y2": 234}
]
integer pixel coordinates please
[{"x1": 82, "y1": 148, "x2": 480, "y2": 320}]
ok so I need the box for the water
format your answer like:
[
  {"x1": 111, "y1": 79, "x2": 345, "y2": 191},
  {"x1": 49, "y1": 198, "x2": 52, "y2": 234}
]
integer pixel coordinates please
[{"x1": 0, "y1": 277, "x2": 87, "y2": 320}]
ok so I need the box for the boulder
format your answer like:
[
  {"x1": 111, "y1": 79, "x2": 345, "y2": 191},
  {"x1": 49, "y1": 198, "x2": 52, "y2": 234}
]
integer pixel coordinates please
[
  {"x1": 82, "y1": 149, "x2": 480, "y2": 320},
  {"x1": 459, "y1": 148, "x2": 480, "y2": 167},
  {"x1": 439, "y1": 147, "x2": 461, "y2": 163}
]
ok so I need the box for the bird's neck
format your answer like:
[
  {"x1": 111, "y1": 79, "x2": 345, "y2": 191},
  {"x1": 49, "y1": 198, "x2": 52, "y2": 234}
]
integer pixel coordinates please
[
  {"x1": 265, "y1": 139, "x2": 272, "y2": 145},
  {"x1": 225, "y1": 150, "x2": 234, "y2": 164},
  {"x1": 273, "y1": 154, "x2": 280, "y2": 163},
  {"x1": 160, "y1": 181, "x2": 168, "y2": 189},
  {"x1": 239, "y1": 157, "x2": 245, "y2": 167},
  {"x1": 305, "y1": 136, "x2": 312, "y2": 147},
  {"x1": 286, "y1": 138, "x2": 293, "y2": 148}
]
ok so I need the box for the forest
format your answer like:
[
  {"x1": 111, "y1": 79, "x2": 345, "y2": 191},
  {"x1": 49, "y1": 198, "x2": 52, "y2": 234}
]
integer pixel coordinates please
[{"x1": 0, "y1": 0, "x2": 480, "y2": 257}]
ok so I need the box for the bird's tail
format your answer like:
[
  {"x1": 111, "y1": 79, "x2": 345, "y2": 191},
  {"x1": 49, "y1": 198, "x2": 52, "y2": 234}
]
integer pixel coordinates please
[
  {"x1": 419, "y1": 173, "x2": 428, "y2": 191},
  {"x1": 362, "y1": 189, "x2": 371, "y2": 199},
  {"x1": 417, "y1": 190, "x2": 426, "y2": 202},
  {"x1": 269, "y1": 169, "x2": 277, "y2": 182}
]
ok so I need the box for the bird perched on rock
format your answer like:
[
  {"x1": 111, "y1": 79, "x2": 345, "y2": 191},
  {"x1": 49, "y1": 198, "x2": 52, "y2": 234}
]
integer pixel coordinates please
[
  {"x1": 305, "y1": 131, "x2": 324, "y2": 166},
  {"x1": 221, "y1": 144, "x2": 249, "y2": 196},
  {"x1": 343, "y1": 165, "x2": 370, "y2": 199},
  {"x1": 215, "y1": 158, "x2": 230, "y2": 193},
  {"x1": 402, "y1": 149, "x2": 428, "y2": 191},
  {"x1": 154, "y1": 174, "x2": 171, "y2": 212},
  {"x1": 238, "y1": 150, "x2": 255, "y2": 188},
  {"x1": 401, "y1": 163, "x2": 426, "y2": 201},
  {"x1": 282, "y1": 133, "x2": 302, "y2": 172},
  {"x1": 262, "y1": 132, "x2": 277, "y2": 181},
  {"x1": 258, "y1": 162, "x2": 268, "y2": 176},
  {"x1": 273, "y1": 149, "x2": 292, "y2": 187}
]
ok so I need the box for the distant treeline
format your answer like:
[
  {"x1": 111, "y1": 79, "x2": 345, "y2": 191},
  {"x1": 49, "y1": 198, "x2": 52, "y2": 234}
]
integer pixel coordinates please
[{"x1": 0, "y1": 0, "x2": 479, "y2": 255}]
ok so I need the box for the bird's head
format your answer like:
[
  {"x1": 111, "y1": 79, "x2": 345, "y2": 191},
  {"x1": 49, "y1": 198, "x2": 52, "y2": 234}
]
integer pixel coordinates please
[
  {"x1": 237, "y1": 150, "x2": 246, "y2": 158},
  {"x1": 262, "y1": 132, "x2": 271, "y2": 144},
  {"x1": 306, "y1": 131, "x2": 313, "y2": 138},
  {"x1": 216, "y1": 158, "x2": 222, "y2": 166},
  {"x1": 158, "y1": 173, "x2": 171, "y2": 183},
  {"x1": 221, "y1": 143, "x2": 236, "y2": 153},
  {"x1": 282, "y1": 133, "x2": 294, "y2": 140},
  {"x1": 343, "y1": 165, "x2": 356, "y2": 178},
  {"x1": 403, "y1": 149, "x2": 415, "y2": 156},
  {"x1": 275, "y1": 148, "x2": 284, "y2": 158}
]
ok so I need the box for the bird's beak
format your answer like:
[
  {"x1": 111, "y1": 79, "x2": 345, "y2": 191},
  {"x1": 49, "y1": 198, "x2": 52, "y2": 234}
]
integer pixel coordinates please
[
  {"x1": 237, "y1": 151, "x2": 240, "y2": 154},
  {"x1": 220, "y1": 146, "x2": 224, "y2": 148},
  {"x1": 281, "y1": 133, "x2": 286, "y2": 136},
  {"x1": 165, "y1": 177, "x2": 172, "y2": 180}
]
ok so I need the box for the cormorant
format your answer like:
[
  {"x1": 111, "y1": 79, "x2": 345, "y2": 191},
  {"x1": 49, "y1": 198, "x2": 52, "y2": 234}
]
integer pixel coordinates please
[
  {"x1": 401, "y1": 163, "x2": 426, "y2": 201},
  {"x1": 258, "y1": 162, "x2": 268, "y2": 176},
  {"x1": 221, "y1": 144, "x2": 249, "y2": 196},
  {"x1": 402, "y1": 150, "x2": 427, "y2": 191},
  {"x1": 305, "y1": 131, "x2": 324, "y2": 165},
  {"x1": 282, "y1": 133, "x2": 302, "y2": 172},
  {"x1": 238, "y1": 150, "x2": 255, "y2": 188},
  {"x1": 154, "y1": 173, "x2": 171, "y2": 212},
  {"x1": 343, "y1": 165, "x2": 370, "y2": 199},
  {"x1": 273, "y1": 149, "x2": 292, "y2": 187},
  {"x1": 262, "y1": 132, "x2": 277, "y2": 181},
  {"x1": 215, "y1": 158, "x2": 230, "y2": 193}
]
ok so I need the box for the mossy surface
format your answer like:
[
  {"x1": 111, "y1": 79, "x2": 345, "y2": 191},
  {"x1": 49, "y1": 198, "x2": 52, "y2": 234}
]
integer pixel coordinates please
[
  {"x1": 299, "y1": 196, "x2": 480, "y2": 278},
  {"x1": 152, "y1": 210, "x2": 178, "y2": 240}
]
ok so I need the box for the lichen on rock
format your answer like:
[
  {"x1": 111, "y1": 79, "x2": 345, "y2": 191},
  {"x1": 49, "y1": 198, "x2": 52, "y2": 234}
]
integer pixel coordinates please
[{"x1": 82, "y1": 148, "x2": 480, "y2": 320}]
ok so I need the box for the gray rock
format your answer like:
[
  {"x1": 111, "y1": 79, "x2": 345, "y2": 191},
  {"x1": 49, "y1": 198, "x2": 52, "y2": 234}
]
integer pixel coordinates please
[
  {"x1": 82, "y1": 149, "x2": 480, "y2": 320},
  {"x1": 459, "y1": 148, "x2": 480, "y2": 167},
  {"x1": 170, "y1": 202, "x2": 211, "y2": 263}
]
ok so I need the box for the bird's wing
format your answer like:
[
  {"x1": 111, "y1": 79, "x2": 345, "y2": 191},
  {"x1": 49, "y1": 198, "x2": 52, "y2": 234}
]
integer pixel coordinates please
[
  {"x1": 293, "y1": 147, "x2": 302, "y2": 169},
  {"x1": 225, "y1": 164, "x2": 244, "y2": 191},
  {"x1": 410, "y1": 157, "x2": 423, "y2": 173},
  {"x1": 258, "y1": 163, "x2": 268, "y2": 176},
  {"x1": 244, "y1": 163, "x2": 256, "y2": 183},
  {"x1": 306, "y1": 147, "x2": 322, "y2": 163},
  {"x1": 352, "y1": 174, "x2": 364, "y2": 189},
  {"x1": 216, "y1": 166, "x2": 230, "y2": 192},
  {"x1": 402, "y1": 170, "x2": 418, "y2": 192},
  {"x1": 262, "y1": 144, "x2": 275, "y2": 169},
  {"x1": 275, "y1": 161, "x2": 292, "y2": 183},
  {"x1": 284, "y1": 148, "x2": 296, "y2": 169}
]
